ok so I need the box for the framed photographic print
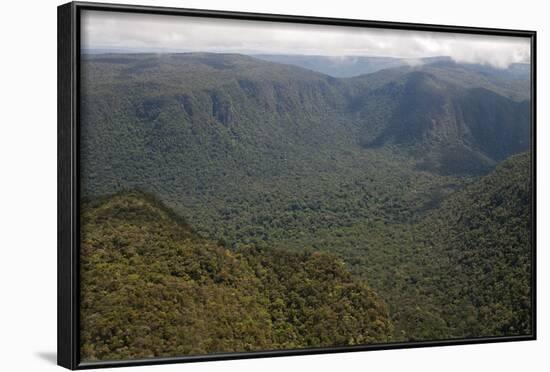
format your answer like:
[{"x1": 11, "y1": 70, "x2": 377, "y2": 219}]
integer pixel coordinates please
[{"x1": 58, "y1": 1, "x2": 536, "y2": 369}]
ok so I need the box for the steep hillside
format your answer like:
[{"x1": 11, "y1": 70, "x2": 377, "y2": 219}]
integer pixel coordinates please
[
  {"x1": 349, "y1": 63, "x2": 530, "y2": 174},
  {"x1": 81, "y1": 53, "x2": 470, "y2": 243},
  {"x1": 416, "y1": 152, "x2": 532, "y2": 337},
  {"x1": 80, "y1": 53, "x2": 531, "y2": 248},
  {"x1": 80, "y1": 192, "x2": 392, "y2": 361},
  {"x1": 342, "y1": 152, "x2": 532, "y2": 340},
  {"x1": 364, "y1": 71, "x2": 530, "y2": 174}
]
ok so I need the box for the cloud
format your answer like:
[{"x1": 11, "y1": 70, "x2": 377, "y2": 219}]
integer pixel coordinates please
[{"x1": 82, "y1": 10, "x2": 531, "y2": 68}]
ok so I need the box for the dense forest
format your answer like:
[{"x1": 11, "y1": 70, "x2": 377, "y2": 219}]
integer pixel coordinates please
[
  {"x1": 335, "y1": 153, "x2": 532, "y2": 340},
  {"x1": 80, "y1": 192, "x2": 392, "y2": 360},
  {"x1": 79, "y1": 52, "x2": 533, "y2": 361}
]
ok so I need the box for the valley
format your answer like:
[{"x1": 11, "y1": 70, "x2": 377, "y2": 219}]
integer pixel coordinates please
[{"x1": 79, "y1": 52, "x2": 533, "y2": 360}]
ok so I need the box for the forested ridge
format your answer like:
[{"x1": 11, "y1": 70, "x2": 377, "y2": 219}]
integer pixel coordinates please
[
  {"x1": 80, "y1": 192, "x2": 392, "y2": 361},
  {"x1": 79, "y1": 52, "x2": 533, "y2": 360}
]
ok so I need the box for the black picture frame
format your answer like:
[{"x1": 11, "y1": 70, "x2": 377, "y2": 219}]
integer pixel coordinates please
[{"x1": 58, "y1": 1, "x2": 537, "y2": 369}]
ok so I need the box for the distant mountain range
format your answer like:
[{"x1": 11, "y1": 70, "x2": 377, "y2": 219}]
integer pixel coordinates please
[
  {"x1": 252, "y1": 54, "x2": 530, "y2": 79},
  {"x1": 81, "y1": 53, "x2": 530, "y2": 193},
  {"x1": 84, "y1": 49, "x2": 530, "y2": 78},
  {"x1": 254, "y1": 54, "x2": 414, "y2": 77}
]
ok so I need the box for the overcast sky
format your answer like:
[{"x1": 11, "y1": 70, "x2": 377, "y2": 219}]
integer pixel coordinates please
[{"x1": 82, "y1": 10, "x2": 531, "y2": 68}]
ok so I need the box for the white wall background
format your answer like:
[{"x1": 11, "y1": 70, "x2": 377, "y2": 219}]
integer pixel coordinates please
[{"x1": 0, "y1": 0, "x2": 546, "y2": 370}]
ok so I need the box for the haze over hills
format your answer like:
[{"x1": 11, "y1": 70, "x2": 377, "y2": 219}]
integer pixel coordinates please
[
  {"x1": 84, "y1": 50, "x2": 530, "y2": 79},
  {"x1": 254, "y1": 54, "x2": 527, "y2": 79},
  {"x1": 253, "y1": 54, "x2": 412, "y2": 77},
  {"x1": 79, "y1": 52, "x2": 532, "y2": 355}
]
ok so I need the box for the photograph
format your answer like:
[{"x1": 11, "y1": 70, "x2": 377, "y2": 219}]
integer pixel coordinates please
[{"x1": 72, "y1": 5, "x2": 533, "y2": 365}]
